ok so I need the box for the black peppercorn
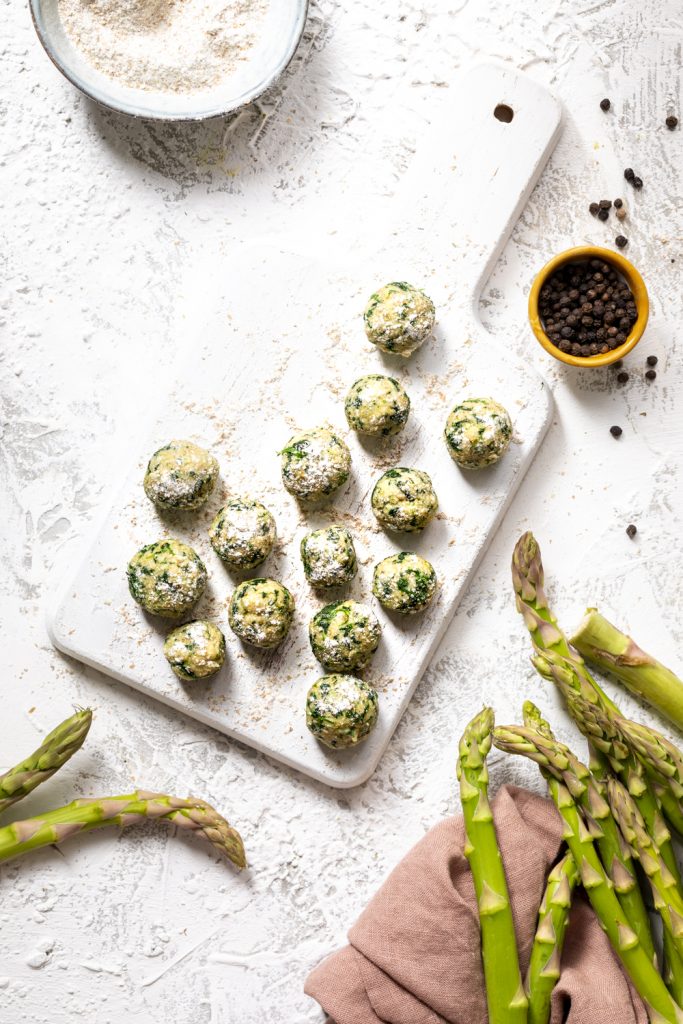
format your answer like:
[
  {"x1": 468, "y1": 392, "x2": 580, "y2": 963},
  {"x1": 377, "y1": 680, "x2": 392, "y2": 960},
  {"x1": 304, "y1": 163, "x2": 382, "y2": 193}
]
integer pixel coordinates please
[
  {"x1": 614, "y1": 198, "x2": 623, "y2": 209},
  {"x1": 589, "y1": 202, "x2": 599, "y2": 216},
  {"x1": 646, "y1": 355, "x2": 658, "y2": 366},
  {"x1": 600, "y1": 98, "x2": 611, "y2": 111},
  {"x1": 598, "y1": 208, "x2": 609, "y2": 221},
  {"x1": 624, "y1": 168, "x2": 635, "y2": 181},
  {"x1": 538, "y1": 259, "x2": 639, "y2": 361},
  {"x1": 599, "y1": 199, "x2": 612, "y2": 209},
  {"x1": 615, "y1": 235, "x2": 628, "y2": 248},
  {"x1": 666, "y1": 115, "x2": 678, "y2": 130},
  {"x1": 632, "y1": 176, "x2": 643, "y2": 190},
  {"x1": 645, "y1": 369, "x2": 657, "y2": 381},
  {"x1": 617, "y1": 371, "x2": 629, "y2": 383},
  {"x1": 626, "y1": 524, "x2": 637, "y2": 539},
  {"x1": 610, "y1": 425, "x2": 623, "y2": 438}
]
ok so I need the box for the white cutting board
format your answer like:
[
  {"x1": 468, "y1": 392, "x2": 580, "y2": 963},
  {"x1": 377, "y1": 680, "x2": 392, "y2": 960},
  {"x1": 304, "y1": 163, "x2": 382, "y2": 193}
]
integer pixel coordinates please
[{"x1": 48, "y1": 63, "x2": 562, "y2": 788}]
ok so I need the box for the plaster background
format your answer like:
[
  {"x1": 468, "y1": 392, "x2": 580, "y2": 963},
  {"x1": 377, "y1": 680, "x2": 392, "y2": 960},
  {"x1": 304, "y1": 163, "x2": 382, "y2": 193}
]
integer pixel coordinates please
[{"x1": 1, "y1": 1, "x2": 682, "y2": 1021}]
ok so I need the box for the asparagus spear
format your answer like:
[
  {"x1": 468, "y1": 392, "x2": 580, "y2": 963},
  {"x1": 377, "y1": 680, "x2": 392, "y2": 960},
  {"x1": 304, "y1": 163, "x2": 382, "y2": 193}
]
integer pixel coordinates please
[
  {"x1": 571, "y1": 610, "x2": 683, "y2": 731},
  {"x1": 457, "y1": 708, "x2": 528, "y2": 1024},
  {"x1": 523, "y1": 698, "x2": 584, "y2": 1019},
  {"x1": 522, "y1": 700, "x2": 555, "y2": 739},
  {"x1": 567, "y1": 694, "x2": 673, "y2": 858},
  {"x1": 0, "y1": 791, "x2": 246, "y2": 868},
  {"x1": 494, "y1": 725, "x2": 683, "y2": 1023},
  {"x1": 532, "y1": 647, "x2": 683, "y2": 878},
  {"x1": 567, "y1": 689, "x2": 683, "y2": 1001},
  {"x1": 494, "y1": 720, "x2": 654, "y2": 961},
  {"x1": 532, "y1": 643, "x2": 683, "y2": 836},
  {"x1": 527, "y1": 852, "x2": 579, "y2": 1024},
  {"x1": 608, "y1": 776, "x2": 683, "y2": 961},
  {"x1": 619, "y1": 718, "x2": 683, "y2": 834},
  {"x1": 511, "y1": 533, "x2": 618, "y2": 715},
  {"x1": 515, "y1": 540, "x2": 683, "y2": 836},
  {"x1": 0, "y1": 709, "x2": 93, "y2": 815}
]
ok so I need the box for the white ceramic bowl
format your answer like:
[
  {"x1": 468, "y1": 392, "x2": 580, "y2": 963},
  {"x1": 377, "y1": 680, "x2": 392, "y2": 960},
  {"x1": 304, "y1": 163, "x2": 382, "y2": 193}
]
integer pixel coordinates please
[{"x1": 29, "y1": 0, "x2": 309, "y2": 121}]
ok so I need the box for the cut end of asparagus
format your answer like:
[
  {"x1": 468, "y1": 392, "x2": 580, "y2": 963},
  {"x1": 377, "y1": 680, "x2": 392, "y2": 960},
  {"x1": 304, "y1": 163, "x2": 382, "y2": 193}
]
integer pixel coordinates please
[{"x1": 570, "y1": 609, "x2": 683, "y2": 733}]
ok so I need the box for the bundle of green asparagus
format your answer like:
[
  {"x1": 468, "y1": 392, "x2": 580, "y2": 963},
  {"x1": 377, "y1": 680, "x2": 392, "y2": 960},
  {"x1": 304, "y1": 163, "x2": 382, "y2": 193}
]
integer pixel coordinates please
[
  {"x1": 456, "y1": 534, "x2": 683, "y2": 1024},
  {"x1": 0, "y1": 709, "x2": 245, "y2": 869}
]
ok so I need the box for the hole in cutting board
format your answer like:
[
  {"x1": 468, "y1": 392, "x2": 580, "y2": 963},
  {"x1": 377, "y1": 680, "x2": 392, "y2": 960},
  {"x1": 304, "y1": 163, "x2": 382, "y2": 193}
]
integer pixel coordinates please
[{"x1": 494, "y1": 103, "x2": 514, "y2": 123}]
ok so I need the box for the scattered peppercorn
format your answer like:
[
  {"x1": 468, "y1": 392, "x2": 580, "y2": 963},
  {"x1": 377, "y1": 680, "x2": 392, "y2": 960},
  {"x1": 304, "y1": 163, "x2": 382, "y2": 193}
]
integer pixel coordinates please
[
  {"x1": 617, "y1": 371, "x2": 629, "y2": 383},
  {"x1": 645, "y1": 369, "x2": 657, "y2": 381},
  {"x1": 538, "y1": 259, "x2": 639, "y2": 359},
  {"x1": 646, "y1": 355, "x2": 658, "y2": 366},
  {"x1": 613, "y1": 360, "x2": 623, "y2": 369},
  {"x1": 610, "y1": 425, "x2": 623, "y2": 438},
  {"x1": 614, "y1": 198, "x2": 623, "y2": 209},
  {"x1": 600, "y1": 98, "x2": 611, "y2": 111},
  {"x1": 626, "y1": 524, "x2": 637, "y2": 539},
  {"x1": 666, "y1": 115, "x2": 678, "y2": 130},
  {"x1": 632, "y1": 176, "x2": 643, "y2": 190},
  {"x1": 599, "y1": 199, "x2": 612, "y2": 209},
  {"x1": 615, "y1": 235, "x2": 628, "y2": 248},
  {"x1": 589, "y1": 202, "x2": 599, "y2": 216},
  {"x1": 624, "y1": 168, "x2": 635, "y2": 181},
  {"x1": 598, "y1": 208, "x2": 609, "y2": 221},
  {"x1": 616, "y1": 207, "x2": 627, "y2": 221}
]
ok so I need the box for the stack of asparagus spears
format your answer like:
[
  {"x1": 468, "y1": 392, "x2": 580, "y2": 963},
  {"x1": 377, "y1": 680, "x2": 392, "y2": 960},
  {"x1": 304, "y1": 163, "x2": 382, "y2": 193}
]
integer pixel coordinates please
[
  {"x1": 0, "y1": 710, "x2": 245, "y2": 868},
  {"x1": 457, "y1": 533, "x2": 683, "y2": 1024}
]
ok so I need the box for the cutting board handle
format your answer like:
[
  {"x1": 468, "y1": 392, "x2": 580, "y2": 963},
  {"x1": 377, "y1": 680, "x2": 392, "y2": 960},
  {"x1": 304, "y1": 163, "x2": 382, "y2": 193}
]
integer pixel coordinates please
[{"x1": 391, "y1": 61, "x2": 563, "y2": 316}]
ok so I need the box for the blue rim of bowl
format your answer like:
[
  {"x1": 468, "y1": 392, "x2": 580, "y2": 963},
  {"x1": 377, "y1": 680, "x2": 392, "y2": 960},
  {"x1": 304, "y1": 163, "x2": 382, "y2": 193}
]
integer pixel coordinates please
[{"x1": 29, "y1": 0, "x2": 310, "y2": 122}]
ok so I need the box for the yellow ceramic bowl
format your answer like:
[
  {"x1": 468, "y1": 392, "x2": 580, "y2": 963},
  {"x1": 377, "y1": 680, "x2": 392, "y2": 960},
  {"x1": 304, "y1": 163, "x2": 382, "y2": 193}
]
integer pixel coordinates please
[{"x1": 528, "y1": 245, "x2": 649, "y2": 368}]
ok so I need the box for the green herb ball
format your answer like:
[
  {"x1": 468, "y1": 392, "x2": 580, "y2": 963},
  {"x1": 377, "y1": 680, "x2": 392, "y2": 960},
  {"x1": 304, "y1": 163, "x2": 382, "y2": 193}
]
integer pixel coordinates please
[
  {"x1": 300, "y1": 526, "x2": 357, "y2": 588},
  {"x1": 363, "y1": 282, "x2": 435, "y2": 357},
  {"x1": 306, "y1": 675, "x2": 379, "y2": 749},
  {"x1": 143, "y1": 439, "x2": 218, "y2": 511},
  {"x1": 372, "y1": 551, "x2": 437, "y2": 614},
  {"x1": 228, "y1": 578, "x2": 294, "y2": 648},
  {"x1": 371, "y1": 467, "x2": 438, "y2": 532},
  {"x1": 344, "y1": 375, "x2": 411, "y2": 437},
  {"x1": 209, "y1": 499, "x2": 276, "y2": 569},
  {"x1": 280, "y1": 427, "x2": 351, "y2": 504},
  {"x1": 127, "y1": 539, "x2": 207, "y2": 619},
  {"x1": 163, "y1": 620, "x2": 226, "y2": 681},
  {"x1": 309, "y1": 600, "x2": 381, "y2": 672},
  {"x1": 444, "y1": 397, "x2": 513, "y2": 469}
]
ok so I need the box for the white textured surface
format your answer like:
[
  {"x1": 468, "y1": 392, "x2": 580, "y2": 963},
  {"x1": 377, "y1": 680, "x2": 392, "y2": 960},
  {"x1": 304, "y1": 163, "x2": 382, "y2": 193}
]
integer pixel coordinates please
[{"x1": 1, "y1": 1, "x2": 682, "y2": 1022}]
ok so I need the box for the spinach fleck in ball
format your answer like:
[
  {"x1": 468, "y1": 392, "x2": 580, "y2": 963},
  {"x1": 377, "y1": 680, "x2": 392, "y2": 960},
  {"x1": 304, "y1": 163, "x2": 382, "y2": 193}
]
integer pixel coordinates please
[
  {"x1": 371, "y1": 467, "x2": 438, "y2": 532},
  {"x1": 309, "y1": 600, "x2": 381, "y2": 672},
  {"x1": 300, "y1": 526, "x2": 357, "y2": 588},
  {"x1": 344, "y1": 375, "x2": 411, "y2": 437},
  {"x1": 363, "y1": 282, "x2": 435, "y2": 357},
  {"x1": 306, "y1": 675, "x2": 379, "y2": 749},
  {"x1": 163, "y1": 620, "x2": 226, "y2": 681},
  {"x1": 372, "y1": 552, "x2": 437, "y2": 614},
  {"x1": 127, "y1": 539, "x2": 207, "y2": 619},
  {"x1": 143, "y1": 439, "x2": 218, "y2": 511},
  {"x1": 228, "y1": 578, "x2": 294, "y2": 648},
  {"x1": 444, "y1": 397, "x2": 512, "y2": 469},
  {"x1": 209, "y1": 498, "x2": 276, "y2": 569},
  {"x1": 280, "y1": 427, "x2": 351, "y2": 504}
]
